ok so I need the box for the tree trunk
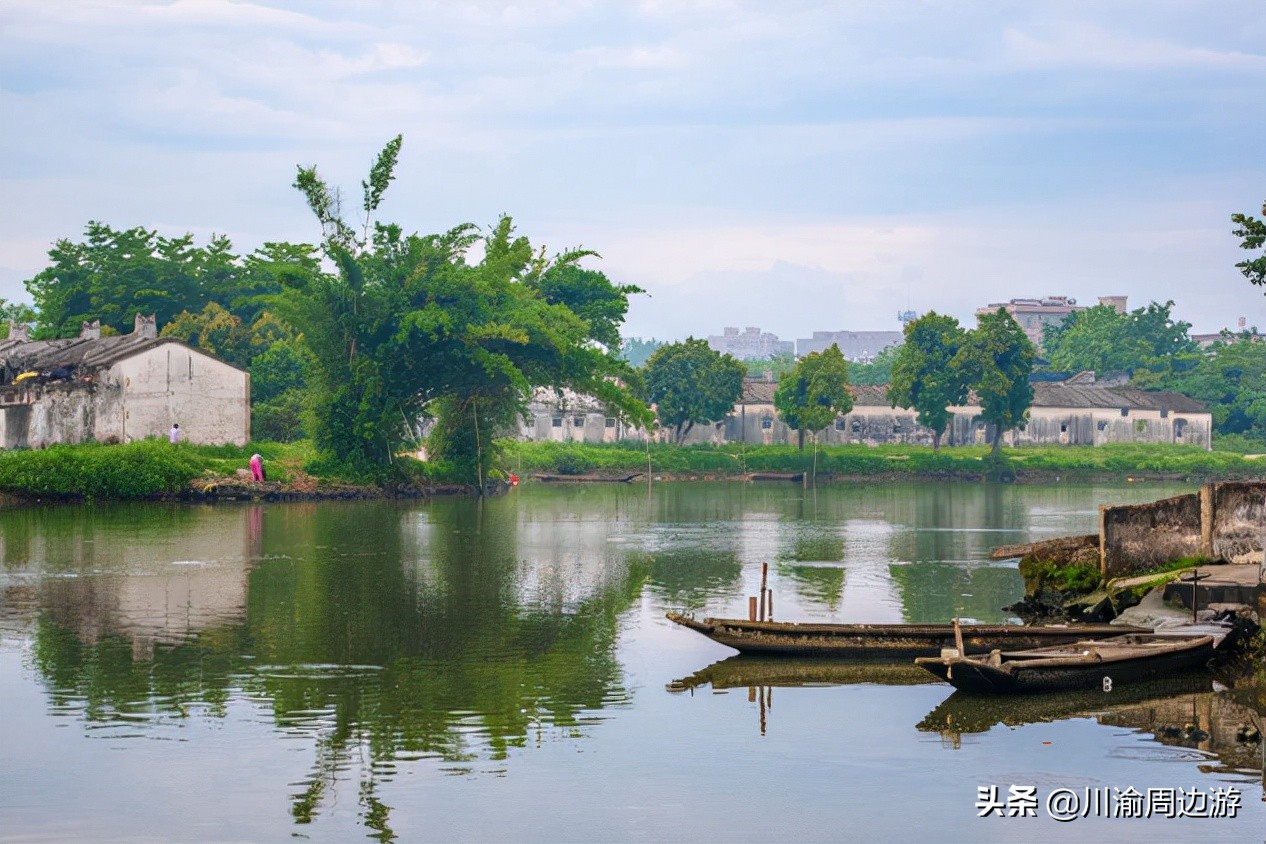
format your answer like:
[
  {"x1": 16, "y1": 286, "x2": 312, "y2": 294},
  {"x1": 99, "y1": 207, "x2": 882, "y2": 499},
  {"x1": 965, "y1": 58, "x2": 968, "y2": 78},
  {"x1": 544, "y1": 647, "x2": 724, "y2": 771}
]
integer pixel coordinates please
[
  {"x1": 797, "y1": 428, "x2": 805, "y2": 452},
  {"x1": 991, "y1": 428, "x2": 1003, "y2": 457},
  {"x1": 932, "y1": 429, "x2": 942, "y2": 452}
]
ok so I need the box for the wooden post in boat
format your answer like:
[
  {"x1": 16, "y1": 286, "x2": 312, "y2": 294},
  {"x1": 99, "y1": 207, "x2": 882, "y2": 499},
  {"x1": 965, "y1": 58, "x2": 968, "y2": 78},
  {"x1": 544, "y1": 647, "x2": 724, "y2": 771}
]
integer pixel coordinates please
[
  {"x1": 759, "y1": 563, "x2": 769, "y2": 621},
  {"x1": 953, "y1": 617, "x2": 965, "y2": 657},
  {"x1": 1191, "y1": 569, "x2": 1204, "y2": 622},
  {"x1": 748, "y1": 596, "x2": 758, "y2": 621}
]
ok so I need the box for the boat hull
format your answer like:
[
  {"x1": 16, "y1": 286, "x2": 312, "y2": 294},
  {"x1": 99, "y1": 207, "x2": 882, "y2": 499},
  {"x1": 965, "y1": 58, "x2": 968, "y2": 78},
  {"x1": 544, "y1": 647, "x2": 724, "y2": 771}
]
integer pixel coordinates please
[
  {"x1": 666, "y1": 613, "x2": 1147, "y2": 661},
  {"x1": 914, "y1": 635, "x2": 1215, "y2": 694}
]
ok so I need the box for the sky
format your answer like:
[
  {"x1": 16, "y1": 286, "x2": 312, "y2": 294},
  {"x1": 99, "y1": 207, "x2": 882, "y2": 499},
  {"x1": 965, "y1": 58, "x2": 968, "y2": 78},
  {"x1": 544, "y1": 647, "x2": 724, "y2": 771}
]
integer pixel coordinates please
[{"x1": 2, "y1": 1, "x2": 1264, "y2": 341}]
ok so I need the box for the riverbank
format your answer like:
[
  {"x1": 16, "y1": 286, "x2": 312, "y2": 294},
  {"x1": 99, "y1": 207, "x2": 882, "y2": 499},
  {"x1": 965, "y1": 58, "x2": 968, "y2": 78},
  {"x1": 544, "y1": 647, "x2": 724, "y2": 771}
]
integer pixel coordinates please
[{"x1": 502, "y1": 440, "x2": 1266, "y2": 484}]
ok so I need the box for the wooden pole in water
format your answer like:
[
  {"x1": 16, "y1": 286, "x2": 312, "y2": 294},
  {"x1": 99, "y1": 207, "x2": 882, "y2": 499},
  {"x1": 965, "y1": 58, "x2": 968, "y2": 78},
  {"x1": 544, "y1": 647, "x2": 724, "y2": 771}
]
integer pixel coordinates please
[
  {"x1": 953, "y1": 617, "x2": 965, "y2": 656},
  {"x1": 1191, "y1": 569, "x2": 1203, "y2": 622},
  {"x1": 767, "y1": 590, "x2": 774, "y2": 620},
  {"x1": 749, "y1": 596, "x2": 758, "y2": 621},
  {"x1": 759, "y1": 563, "x2": 768, "y2": 621}
]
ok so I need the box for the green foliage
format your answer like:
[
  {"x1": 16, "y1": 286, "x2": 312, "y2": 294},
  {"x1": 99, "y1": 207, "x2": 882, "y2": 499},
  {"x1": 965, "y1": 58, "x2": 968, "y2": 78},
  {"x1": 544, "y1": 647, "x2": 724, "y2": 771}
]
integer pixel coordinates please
[
  {"x1": 0, "y1": 298, "x2": 37, "y2": 338},
  {"x1": 284, "y1": 138, "x2": 647, "y2": 485},
  {"x1": 1150, "y1": 336, "x2": 1266, "y2": 441},
  {"x1": 773, "y1": 344, "x2": 853, "y2": 450},
  {"x1": 0, "y1": 440, "x2": 204, "y2": 499},
  {"x1": 848, "y1": 344, "x2": 900, "y2": 386},
  {"x1": 1232, "y1": 199, "x2": 1266, "y2": 290},
  {"x1": 888, "y1": 312, "x2": 968, "y2": 449},
  {"x1": 1019, "y1": 558, "x2": 1102, "y2": 594},
  {"x1": 743, "y1": 351, "x2": 797, "y2": 380},
  {"x1": 954, "y1": 309, "x2": 1035, "y2": 453},
  {"x1": 643, "y1": 338, "x2": 745, "y2": 443},
  {"x1": 1042, "y1": 301, "x2": 1194, "y2": 376}
]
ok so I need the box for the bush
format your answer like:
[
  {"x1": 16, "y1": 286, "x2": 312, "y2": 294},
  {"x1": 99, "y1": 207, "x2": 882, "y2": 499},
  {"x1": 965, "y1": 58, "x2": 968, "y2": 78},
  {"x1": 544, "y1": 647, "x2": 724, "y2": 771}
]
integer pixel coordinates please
[{"x1": 0, "y1": 440, "x2": 204, "y2": 499}]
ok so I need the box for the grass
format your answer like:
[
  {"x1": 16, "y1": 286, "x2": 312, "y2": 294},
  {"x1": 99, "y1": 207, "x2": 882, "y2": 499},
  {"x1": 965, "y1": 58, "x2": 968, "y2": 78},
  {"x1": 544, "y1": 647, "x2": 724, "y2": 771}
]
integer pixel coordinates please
[{"x1": 499, "y1": 439, "x2": 1265, "y2": 481}]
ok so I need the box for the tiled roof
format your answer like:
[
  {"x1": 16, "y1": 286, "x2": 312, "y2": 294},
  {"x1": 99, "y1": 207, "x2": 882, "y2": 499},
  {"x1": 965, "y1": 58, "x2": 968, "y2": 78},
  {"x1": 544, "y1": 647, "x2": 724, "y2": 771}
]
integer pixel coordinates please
[{"x1": 0, "y1": 336, "x2": 243, "y2": 385}]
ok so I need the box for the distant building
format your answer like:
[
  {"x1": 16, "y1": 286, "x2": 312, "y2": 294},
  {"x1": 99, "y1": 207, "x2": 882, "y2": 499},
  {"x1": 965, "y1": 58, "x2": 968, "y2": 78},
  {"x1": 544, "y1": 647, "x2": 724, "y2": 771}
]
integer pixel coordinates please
[
  {"x1": 795, "y1": 331, "x2": 903, "y2": 361},
  {"x1": 706, "y1": 327, "x2": 794, "y2": 360},
  {"x1": 975, "y1": 295, "x2": 1127, "y2": 348}
]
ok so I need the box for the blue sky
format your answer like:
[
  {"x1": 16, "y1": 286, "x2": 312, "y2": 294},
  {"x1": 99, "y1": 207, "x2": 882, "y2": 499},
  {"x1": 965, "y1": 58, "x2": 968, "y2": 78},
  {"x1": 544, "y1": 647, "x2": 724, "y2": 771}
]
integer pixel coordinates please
[{"x1": 2, "y1": 1, "x2": 1263, "y2": 340}]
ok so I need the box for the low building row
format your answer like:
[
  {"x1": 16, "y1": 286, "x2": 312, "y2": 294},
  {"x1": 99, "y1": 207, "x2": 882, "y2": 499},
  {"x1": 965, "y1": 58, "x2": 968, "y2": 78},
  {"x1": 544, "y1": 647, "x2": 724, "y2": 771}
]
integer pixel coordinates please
[{"x1": 518, "y1": 378, "x2": 1212, "y2": 450}]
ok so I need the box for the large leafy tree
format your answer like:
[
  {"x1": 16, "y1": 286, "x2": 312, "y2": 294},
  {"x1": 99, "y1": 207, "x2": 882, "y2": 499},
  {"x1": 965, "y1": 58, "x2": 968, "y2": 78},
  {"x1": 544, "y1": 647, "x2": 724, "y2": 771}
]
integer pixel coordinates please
[
  {"x1": 887, "y1": 313, "x2": 968, "y2": 451},
  {"x1": 285, "y1": 136, "x2": 647, "y2": 482},
  {"x1": 848, "y1": 344, "x2": 900, "y2": 386},
  {"x1": 1232, "y1": 199, "x2": 1266, "y2": 292},
  {"x1": 1154, "y1": 336, "x2": 1266, "y2": 441},
  {"x1": 23, "y1": 222, "x2": 259, "y2": 338},
  {"x1": 774, "y1": 344, "x2": 853, "y2": 451},
  {"x1": 1042, "y1": 301, "x2": 1194, "y2": 376},
  {"x1": 643, "y1": 339, "x2": 744, "y2": 444},
  {"x1": 953, "y1": 309, "x2": 1035, "y2": 455}
]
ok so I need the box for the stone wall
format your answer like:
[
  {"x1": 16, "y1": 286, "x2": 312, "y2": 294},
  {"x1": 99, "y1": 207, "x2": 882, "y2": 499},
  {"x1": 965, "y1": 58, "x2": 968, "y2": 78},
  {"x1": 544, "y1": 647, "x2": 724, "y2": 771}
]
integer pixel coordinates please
[
  {"x1": 1099, "y1": 481, "x2": 1266, "y2": 577},
  {"x1": 1204, "y1": 481, "x2": 1266, "y2": 565},
  {"x1": 1100, "y1": 493, "x2": 1203, "y2": 578}
]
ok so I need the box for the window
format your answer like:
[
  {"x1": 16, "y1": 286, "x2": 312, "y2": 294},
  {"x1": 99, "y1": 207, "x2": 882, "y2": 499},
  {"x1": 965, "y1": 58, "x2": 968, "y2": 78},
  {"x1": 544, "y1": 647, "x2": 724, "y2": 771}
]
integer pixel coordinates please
[
  {"x1": 1096, "y1": 420, "x2": 1107, "y2": 432},
  {"x1": 851, "y1": 420, "x2": 862, "y2": 433},
  {"x1": 1120, "y1": 407, "x2": 1129, "y2": 417},
  {"x1": 760, "y1": 418, "x2": 773, "y2": 430},
  {"x1": 1059, "y1": 423, "x2": 1068, "y2": 433},
  {"x1": 834, "y1": 419, "x2": 846, "y2": 431},
  {"x1": 551, "y1": 417, "x2": 563, "y2": 428},
  {"x1": 604, "y1": 417, "x2": 616, "y2": 428},
  {"x1": 573, "y1": 416, "x2": 585, "y2": 427}
]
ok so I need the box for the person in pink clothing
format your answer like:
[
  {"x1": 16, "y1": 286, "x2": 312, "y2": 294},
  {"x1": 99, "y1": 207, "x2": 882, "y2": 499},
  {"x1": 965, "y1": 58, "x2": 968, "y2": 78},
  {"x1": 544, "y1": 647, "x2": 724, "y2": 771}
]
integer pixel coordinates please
[{"x1": 249, "y1": 453, "x2": 266, "y2": 482}]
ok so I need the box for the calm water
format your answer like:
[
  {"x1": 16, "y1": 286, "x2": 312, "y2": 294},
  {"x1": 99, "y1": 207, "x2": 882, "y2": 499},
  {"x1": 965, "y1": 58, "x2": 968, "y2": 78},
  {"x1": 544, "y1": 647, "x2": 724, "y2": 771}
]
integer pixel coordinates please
[{"x1": 0, "y1": 481, "x2": 1262, "y2": 843}]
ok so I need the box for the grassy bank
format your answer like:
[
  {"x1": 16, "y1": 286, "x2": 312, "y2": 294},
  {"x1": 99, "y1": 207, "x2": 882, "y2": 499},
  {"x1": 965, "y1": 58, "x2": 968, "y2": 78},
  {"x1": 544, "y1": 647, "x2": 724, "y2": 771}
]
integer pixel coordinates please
[
  {"x1": 500, "y1": 440, "x2": 1266, "y2": 481},
  {"x1": 0, "y1": 439, "x2": 393, "y2": 500}
]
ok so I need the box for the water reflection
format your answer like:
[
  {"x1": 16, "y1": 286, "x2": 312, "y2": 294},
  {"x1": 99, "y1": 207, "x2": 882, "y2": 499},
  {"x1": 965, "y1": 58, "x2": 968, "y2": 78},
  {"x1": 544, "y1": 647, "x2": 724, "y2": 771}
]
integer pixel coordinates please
[{"x1": 5, "y1": 481, "x2": 1258, "y2": 841}]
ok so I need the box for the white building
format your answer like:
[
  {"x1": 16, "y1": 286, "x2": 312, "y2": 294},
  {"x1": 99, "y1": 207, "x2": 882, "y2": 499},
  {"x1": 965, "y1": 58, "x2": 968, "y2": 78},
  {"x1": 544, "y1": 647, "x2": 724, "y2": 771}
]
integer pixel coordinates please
[{"x1": 0, "y1": 314, "x2": 250, "y2": 448}]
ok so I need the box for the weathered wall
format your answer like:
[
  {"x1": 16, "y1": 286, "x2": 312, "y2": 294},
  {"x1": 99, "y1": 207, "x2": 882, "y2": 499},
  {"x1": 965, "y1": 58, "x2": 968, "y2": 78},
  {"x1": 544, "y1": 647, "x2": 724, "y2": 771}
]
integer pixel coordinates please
[
  {"x1": 1205, "y1": 481, "x2": 1266, "y2": 565},
  {"x1": 1100, "y1": 493, "x2": 1203, "y2": 578},
  {"x1": 1013, "y1": 407, "x2": 1212, "y2": 450},
  {"x1": 0, "y1": 382, "x2": 118, "y2": 448},
  {"x1": 110, "y1": 342, "x2": 248, "y2": 445}
]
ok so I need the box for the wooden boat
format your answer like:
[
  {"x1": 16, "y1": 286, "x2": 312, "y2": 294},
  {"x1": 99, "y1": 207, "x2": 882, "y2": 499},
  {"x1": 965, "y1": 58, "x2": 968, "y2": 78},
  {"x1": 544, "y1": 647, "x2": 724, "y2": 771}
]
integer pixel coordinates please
[
  {"x1": 666, "y1": 612, "x2": 1148, "y2": 660},
  {"x1": 534, "y1": 472, "x2": 643, "y2": 483},
  {"x1": 746, "y1": 472, "x2": 804, "y2": 482},
  {"x1": 913, "y1": 633, "x2": 1216, "y2": 694}
]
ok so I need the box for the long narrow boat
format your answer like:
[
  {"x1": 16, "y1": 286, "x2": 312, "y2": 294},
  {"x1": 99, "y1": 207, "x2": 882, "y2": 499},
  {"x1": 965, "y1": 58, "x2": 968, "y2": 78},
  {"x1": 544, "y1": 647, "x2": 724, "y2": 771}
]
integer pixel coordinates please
[
  {"x1": 534, "y1": 472, "x2": 643, "y2": 483},
  {"x1": 666, "y1": 656, "x2": 935, "y2": 693},
  {"x1": 913, "y1": 633, "x2": 1215, "y2": 694},
  {"x1": 666, "y1": 612, "x2": 1148, "y2": 660}
]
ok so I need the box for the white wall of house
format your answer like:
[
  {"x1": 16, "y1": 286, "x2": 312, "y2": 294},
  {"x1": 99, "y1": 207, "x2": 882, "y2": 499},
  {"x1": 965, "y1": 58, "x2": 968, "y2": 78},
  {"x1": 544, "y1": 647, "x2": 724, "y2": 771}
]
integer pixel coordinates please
[{"x1": 109, "y1": 343, "x2": 249, "y2": 445}]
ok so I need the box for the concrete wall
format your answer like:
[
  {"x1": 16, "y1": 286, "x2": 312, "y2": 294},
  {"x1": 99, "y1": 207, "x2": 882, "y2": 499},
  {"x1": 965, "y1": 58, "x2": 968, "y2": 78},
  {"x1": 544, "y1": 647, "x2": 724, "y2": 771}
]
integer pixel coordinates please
[
  {"x1": 1100, "y1": 493, "x2": 1203, "y2": 578},
  {"x1": 110, "y1": 343, "x2": 249, "y2": 446},
  {"x1": 522, "y1": 411, "x2": 634, "y2": 444},
  {"x1": 1100, "y1": 481, "x2": 1266, "y2": 577},
  {"x1": 1013, "y1": 407, "x2": 1212, "y2": 450},
  {"x1": 0, "y1": 382, "x2": 119, "y2": 449},
  {"x1": 1203, "y1": 481, "x2": 1266, "y2": 565}
]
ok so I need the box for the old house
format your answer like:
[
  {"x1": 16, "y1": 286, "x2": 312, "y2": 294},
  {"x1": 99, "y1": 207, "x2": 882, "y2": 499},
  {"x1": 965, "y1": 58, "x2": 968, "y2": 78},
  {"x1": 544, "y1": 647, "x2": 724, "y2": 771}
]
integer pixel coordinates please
[
  {"x1": 0, "y1": 314, "x2": 250, "y2": 448},
  {"x1": 518, "y1": 387, "x2": 645, "y2": 444}
]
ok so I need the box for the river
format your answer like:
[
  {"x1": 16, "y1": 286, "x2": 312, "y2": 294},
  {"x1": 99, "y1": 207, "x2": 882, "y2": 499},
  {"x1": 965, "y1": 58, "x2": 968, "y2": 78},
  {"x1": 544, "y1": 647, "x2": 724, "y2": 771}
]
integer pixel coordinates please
[{"x1": 0, "y1": 481, "x2": 1262, "y2": 842}]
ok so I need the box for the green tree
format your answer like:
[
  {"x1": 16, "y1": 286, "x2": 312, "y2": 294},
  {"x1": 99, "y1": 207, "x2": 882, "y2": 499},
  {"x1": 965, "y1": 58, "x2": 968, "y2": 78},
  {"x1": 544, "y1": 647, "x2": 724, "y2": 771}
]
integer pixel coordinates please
[
  {"x1": 1232, "y1": 199, "x2": 1266, "y2": 291},
  {"x1": 848, "y1": 344, "x2": 900, "y2": 386},
  {"x1": 286, "y1": 137, "x2": 647, "y2": 482},
  {"x1": 643, "y1": 338, "x2": 744, "y2": 444},
  {"x1": 953, "y1": 309, "x2": 1035, "y2": 455},
  {"x1": 1154, "y1": 336, "x2": 1266, "y2": 441},
  {"x1": 0, "y1": 299, "x2": 38, "y2": 339},
  {"x1": 888, "y1": 313, "x2": 968, "y2": 451},
  {"x1": 774, "y1": 344, "x2": 853, "y2": 451},
  {"x1": 1042, "y1": 301, "x2": 1193, "y2": 376}
]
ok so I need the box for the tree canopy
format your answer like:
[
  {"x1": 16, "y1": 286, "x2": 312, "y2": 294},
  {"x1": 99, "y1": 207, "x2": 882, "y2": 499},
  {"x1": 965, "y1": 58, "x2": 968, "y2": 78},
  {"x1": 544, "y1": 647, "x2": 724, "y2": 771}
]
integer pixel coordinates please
[
  {"x1": 953, "y1": 309, "x2": 1035, "y2": 454},
  {"x1": 283, "y1": 137, "x2": 648, "y2": 482},
  {"x1": 888, "y1": 312, "x2": 968, "y2": 450},
  {"x1": 1042, "y1": 300, "x2": 1194, "y2": 376},
  {"x1": 774, "y1": 344, "x2": 853, "y2": 451},
  {"x1": 642, "y1": 338, "x2": 745, "y2": 444}
]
